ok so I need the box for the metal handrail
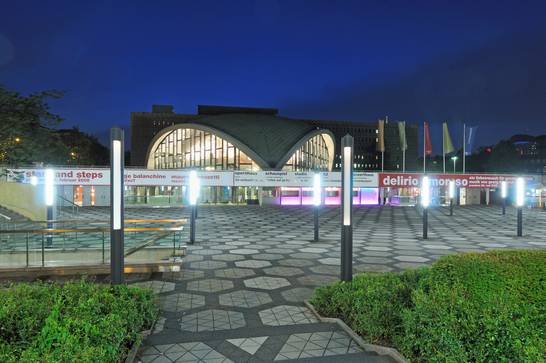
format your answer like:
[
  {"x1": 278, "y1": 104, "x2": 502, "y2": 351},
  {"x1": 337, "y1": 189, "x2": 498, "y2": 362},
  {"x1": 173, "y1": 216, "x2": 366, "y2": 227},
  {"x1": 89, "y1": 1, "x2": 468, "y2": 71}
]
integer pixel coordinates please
[
  {"x1": 0, "y1": 220, "x2": 185, "y2": 268},
  {"x1": 0, "y1": 226, "x2": 185, "y2": 234},
  {"x1": 9, "y1": 218, "x2": 188, "y2": 225}
]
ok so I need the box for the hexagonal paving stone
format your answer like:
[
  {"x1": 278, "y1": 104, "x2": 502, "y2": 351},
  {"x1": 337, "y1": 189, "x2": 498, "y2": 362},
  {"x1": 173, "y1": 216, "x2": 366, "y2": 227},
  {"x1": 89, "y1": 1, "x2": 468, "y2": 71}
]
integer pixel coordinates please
[
  {"x1": 189, "y1": 260, "x2": 228, "y2": 270},
  {"x1": 309, "y1": 265, "x2": 339, "y2": 275},
  {"x1": 192, "y1": 249, "x2": 222, "y2": 255},
  {"x1": 219, "y1": 290, "x2": 273, "y2": 308},
  {"x1": 259, "y1": 305, "x2": 318, "y2": 326},
  {"x1": 130, "y1": 280, "x2": 175, "y2": 294},
  {"x1": 281, "y1": 287, "x2": 314, "y2": 303},
  {"x1": 263, "y1": 266, "x2": 304, "y2": 277},
  {"x1": 299, "y1": 247, "x2": 328, "y2": 253},
  {"x1": 274, "y1": 331, "x2": 362, "y2": 361},
  {"x1": 394, "y1": 255, "x2": 430, "y2": 263},
  {"x1": 212, "y1": 254, "x2": 246, "y2": 262},
  {"x1": 235, "y1": 260, "x2": 272, "y2": 268},
  {"x1": 297, "y1": 274, "x2": 338, "y2": 286},
  {"x1": 179, "y1": 309, "x2": 246, "y2": 332},
  {"x1": 229, "y1": 248, "x2": 260, "y2": 255},
  {"x1": 214, "y1": 268, "x2": 256, "y2": 279},
  {"x1": 291, "y1": 252, "x2": 322, "y2": 259},
  {"x1": 159, "y1": 293, "x2": 205, "y2": 312},
  {"x1": 278, "y1": 259, "x2": 314, "y2": 267},
  {"x1": 244, "y1": 276, "x2": 291, "y2": 290},
  {"x1": 353, "y1": 264, "x2": 394, "y2": 273},
  {"x1": 139, "y1": 342, "x2": 233, "y2": 362},
  {"x1": 318, "y1": 257, "x2": 340, "y2": 265},
  {"x1": 187, "y1": 279, "x2": 234, "y2": 293},
  {"x1": 162, "y1": 269, "x2": 205, "y2": 281},
  {"x1": 251, "y1": 253, "x2": 284, "y2": 261}
]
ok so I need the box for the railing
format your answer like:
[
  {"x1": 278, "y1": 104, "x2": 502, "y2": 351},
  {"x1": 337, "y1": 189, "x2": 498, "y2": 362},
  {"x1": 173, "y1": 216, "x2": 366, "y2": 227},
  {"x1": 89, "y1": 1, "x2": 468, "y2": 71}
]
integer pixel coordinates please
[
  {"x1": 56, "y1": 195, "x2": 80, "y2": 219},
  {"x1": 0, "y1": 219, "x2": 186, "y2": 269}
]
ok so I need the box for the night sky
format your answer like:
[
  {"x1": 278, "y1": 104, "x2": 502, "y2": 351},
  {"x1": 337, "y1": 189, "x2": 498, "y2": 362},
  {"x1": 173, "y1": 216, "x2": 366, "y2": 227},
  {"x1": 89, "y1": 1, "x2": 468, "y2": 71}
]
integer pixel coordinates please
[{"x1": 1, "y1": 0, "x2": 545, "y2": 152}]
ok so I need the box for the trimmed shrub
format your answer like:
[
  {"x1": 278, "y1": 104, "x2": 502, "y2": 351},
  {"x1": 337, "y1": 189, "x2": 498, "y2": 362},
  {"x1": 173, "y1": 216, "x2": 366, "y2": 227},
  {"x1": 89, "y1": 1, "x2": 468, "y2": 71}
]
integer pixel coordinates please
[
  {"x1": 310, "y1": 249, "x2": 546, "y2": 362},
  {"x1": 0, "y1": 280, "x2": 157, "y2": 363}
]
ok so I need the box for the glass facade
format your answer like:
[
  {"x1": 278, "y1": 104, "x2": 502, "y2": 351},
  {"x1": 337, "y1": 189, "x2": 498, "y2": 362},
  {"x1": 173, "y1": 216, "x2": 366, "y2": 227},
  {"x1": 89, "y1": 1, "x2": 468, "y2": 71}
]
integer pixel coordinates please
[
  {"x1": 282, "y1": 134, "x2": 330, "y2": 171},
  {"x1": 151, "y1": 128, "x2": 260, "y2": 171}
]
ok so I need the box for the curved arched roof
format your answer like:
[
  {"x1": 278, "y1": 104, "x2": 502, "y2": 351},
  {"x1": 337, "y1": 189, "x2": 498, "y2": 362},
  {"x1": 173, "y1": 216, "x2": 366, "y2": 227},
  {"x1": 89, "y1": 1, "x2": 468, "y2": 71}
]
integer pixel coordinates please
[{"x1": 145, "y1": 113, "x2": 335, "y2": 170}]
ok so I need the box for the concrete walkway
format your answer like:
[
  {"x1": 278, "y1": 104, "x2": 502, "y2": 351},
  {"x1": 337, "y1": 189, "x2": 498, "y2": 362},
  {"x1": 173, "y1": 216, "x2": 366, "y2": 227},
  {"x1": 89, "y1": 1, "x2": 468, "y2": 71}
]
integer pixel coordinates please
[{"x1": 132, "y1": 205, "x2": 545, "y2": 362}]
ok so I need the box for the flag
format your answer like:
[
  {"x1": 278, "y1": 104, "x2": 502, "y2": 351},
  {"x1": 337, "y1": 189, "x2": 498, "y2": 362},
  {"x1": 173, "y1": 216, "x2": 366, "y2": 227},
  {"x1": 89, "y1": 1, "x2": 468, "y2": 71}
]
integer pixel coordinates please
[
  {"x1": 377, "y1": 119, "x2": 385, "y2": 152},
  {"x1": 442, "y1": 122, "x2": 454, "y2": 154},
  {"x1": 398, "y1": 121, "x2": 407, "y2": 151},
  {"x1": 424, "y1": 121, "x2": 432, "y2": 155},
  {"x1": 464, "y1": 125, "x2": 477, "y2": 155}
]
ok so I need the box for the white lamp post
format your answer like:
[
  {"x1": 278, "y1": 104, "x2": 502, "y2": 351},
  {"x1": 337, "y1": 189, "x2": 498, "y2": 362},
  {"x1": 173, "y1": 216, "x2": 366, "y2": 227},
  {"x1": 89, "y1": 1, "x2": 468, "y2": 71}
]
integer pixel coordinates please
[
  {"x1": 421, "y1": 176, "x2": 430, "y2": 239},
  {"x1": 313, "y1": 173, "x2": 321, "y2": 242},
  {"x1": 516, "y1": 177, "x2": 524, "y2": 237},
  {"x1": 341, "y1": 135, "x2": 353, "y2": 282},
  {"x1": 189, "y1": 170, "x2": 200, "y2": 244},
  {"x1": 44, "y1": 168, "x2": 55, "y2": 247},
  {"x1": 110, "y1": 127, "x2": 124, "y2": 284},
  {"x1": 500, "y1": 180, "x2": 507, "y2": 215},
  {"x1": 448, "y1": 180, "x2": 455, "y2": 216},
  {"x1": 451, "y1": 156, "x2": 458, "y2": 173}
]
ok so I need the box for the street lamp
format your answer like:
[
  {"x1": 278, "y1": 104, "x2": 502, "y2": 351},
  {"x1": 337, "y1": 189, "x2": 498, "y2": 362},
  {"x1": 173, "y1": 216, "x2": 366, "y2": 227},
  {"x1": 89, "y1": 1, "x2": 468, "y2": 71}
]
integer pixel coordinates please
[
  {"x1": 516, "y1": 177, "x2": 524, "y2": 237},
  {"x1": 44, "y1": 168, "x2": 55, "y2": 247},
  {"x1": 448, "y1": 180, "x2": 455, "y2": 216},
  {"x1": 421, "y1": 176, "x2": 430, "y2": 239},
  {"x1": 189, "y1": 170, "x2": 200, "y2": 244},
  {"x1": 313, "y1": 173, "x2": 321, "y2": 242},
  {"x1": 110, "y1": 127, "x2": 125, "y2": 284},
  {"x1": 500, "y1": 180, "x2": 507, "y2": 215},
  {"x1": 341, "y1": 134, "x2": 353, "y2": 282},
  {"x1": 451, "y1": 156, "x2": 458, "y2": 173}
]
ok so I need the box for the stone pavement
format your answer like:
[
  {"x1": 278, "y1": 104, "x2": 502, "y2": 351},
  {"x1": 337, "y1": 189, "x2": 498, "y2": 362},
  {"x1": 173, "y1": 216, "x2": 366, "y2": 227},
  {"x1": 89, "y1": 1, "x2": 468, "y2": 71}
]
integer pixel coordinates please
[{"x1": 125, "y1": 204, "x2": 545, "y2": 362}]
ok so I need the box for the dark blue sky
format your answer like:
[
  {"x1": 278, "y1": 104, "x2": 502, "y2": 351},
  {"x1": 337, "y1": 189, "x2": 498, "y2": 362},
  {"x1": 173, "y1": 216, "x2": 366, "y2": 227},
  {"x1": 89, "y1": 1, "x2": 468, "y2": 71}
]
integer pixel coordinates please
[{"x1": 1, "y1": 0, "x2": 545, "y2": 151}]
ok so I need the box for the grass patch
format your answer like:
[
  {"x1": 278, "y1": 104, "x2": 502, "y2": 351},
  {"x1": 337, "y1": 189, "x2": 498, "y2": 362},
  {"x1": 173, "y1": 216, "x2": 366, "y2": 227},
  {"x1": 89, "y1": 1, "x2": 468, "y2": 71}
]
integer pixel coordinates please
[
  {"x1": 0, "y1": 280, "x2": 157, "y2": 362},
  {"x1": 310, "y1": 249, "x2": 546, "y2": 362}
]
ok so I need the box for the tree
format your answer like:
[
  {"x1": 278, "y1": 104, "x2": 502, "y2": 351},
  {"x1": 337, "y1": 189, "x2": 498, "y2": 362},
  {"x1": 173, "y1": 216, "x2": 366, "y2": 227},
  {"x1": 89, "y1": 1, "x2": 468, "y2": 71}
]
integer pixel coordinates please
[
  {"x1": 57, "y1": 127, "x2": 109, "y2": 165},
  {"x1": 0, "y1": 86, "x2": 68, "y2": 166}
]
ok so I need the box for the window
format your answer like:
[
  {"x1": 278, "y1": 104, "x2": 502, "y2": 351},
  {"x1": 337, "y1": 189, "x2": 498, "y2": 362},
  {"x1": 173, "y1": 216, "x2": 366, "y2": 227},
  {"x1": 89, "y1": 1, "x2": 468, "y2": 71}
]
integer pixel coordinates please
[{"x1": 150, "y1": 128, "x2": 260, "y2": 170}]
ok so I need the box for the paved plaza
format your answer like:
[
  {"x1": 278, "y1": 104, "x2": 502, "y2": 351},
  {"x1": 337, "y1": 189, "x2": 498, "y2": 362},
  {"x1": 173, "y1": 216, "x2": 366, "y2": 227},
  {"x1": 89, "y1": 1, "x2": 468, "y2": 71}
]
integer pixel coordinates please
[
  {"x1": 3, "y1": 204, "x2": 546, "y2": 362},
  {"x1": 127, "y1": 204, "x2": 544, "y2": 362}
]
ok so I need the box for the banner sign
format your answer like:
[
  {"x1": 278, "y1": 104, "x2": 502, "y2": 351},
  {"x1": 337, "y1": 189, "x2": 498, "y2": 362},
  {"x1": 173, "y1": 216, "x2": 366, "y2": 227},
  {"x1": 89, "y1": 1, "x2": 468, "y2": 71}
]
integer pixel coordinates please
[
  {"x1": 6, "y1": 169, "x2": 232, "y2": 187},
  {"x1": 232, "y1": 171, "x2": 377, "y2": 187},
  {"x1": 6, "y1": 168, "x2": 535, "y2": 189},
  {"x1": 379, "y1": 173, "x2": 537, "y2": 189}
]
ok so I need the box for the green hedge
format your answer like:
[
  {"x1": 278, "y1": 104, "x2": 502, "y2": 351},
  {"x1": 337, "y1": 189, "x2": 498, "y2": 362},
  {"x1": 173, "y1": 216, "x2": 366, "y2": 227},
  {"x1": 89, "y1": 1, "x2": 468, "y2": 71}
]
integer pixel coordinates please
[
  {"x1": 0, "y1": 280, "x2": 157, "y2": 363},
  {"x1": 310, "y1": 249, "x2": 546, "y2": 362}
]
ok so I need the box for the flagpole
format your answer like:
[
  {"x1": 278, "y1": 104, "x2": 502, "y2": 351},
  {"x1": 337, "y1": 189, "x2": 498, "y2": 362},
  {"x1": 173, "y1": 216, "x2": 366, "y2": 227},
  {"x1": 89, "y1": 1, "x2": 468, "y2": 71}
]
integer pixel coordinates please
[
  {"x1": 463, "y1": 123, "x2": 466, "y2": 174},
  {"x1": 443, "y1": 122, "x2": 446, "y2": 173},
  {"x1": 382, "y1": 116, "x2": 387, "y2": 172},
  {"x1": 423, "y1": 122, "x2": 426, "y2": 173}
]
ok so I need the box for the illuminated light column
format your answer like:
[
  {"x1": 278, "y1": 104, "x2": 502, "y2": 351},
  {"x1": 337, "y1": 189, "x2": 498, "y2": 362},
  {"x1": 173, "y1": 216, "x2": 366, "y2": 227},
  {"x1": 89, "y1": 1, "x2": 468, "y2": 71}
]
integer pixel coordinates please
[
  {"x1": 313, "y1": 173, "x2": 321, "y2": 242},
  {"x1": 421, "y1": 176, "x2": 430, "y2": 239},
  {"x1": 189, "y1": 170, "x2": 200, "y2": 244},
  {"x1": 45, "y1": 169, "x2": 55, "y2": 247},
  {"x1": 448, "y1": 180, "x2": 455, "y2": 216},
  {"x1": 500, "y1": 180, "x2": 507, "y2": 215},
  {"x1": 110, "y1": 127, "x2": 124, "y2": 285},
  {"x1": 516, "y1": 177, "x2": 524, "y2": 237},
  {"x1": 341, "y1": 135, "x2": 353, "y2": 282}
]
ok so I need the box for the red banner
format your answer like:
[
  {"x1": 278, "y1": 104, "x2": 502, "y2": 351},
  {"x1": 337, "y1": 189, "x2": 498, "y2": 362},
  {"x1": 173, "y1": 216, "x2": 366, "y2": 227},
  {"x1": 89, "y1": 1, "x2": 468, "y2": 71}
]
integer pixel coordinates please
[
  {"x1": 424, "y1": 121, "x2": 432, "y2": 156},
  {"x1": 379, "y1": 173, "x2": 536, "y2": 189}
]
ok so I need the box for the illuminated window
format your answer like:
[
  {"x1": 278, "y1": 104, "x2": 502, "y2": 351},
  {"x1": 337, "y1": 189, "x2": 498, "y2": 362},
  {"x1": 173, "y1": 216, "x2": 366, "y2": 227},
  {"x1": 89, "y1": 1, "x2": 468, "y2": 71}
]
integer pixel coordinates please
[
  {"x1": 282, "y1": 134, "x2": 330, "y2": 171},
  {"x1": 150, "y1": 128, "x2": 260, "y2": 170}
]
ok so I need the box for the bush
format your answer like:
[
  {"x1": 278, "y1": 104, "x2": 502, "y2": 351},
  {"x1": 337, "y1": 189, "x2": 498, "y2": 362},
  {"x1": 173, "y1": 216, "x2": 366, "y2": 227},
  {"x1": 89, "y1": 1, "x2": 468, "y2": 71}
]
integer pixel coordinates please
[
  {"x1": 310, "y1": 249, "x2": 546, "y2": 362},
  {"x1": 0, "y1": 280, "x2": 157, "y2": 363}
]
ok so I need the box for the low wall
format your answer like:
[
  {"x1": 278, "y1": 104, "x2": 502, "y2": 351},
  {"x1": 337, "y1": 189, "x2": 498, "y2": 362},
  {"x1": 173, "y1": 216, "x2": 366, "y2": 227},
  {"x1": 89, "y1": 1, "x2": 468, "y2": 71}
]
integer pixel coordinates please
[{"x1": 0, "y1": 181, "x2": 45, "y2": 221}]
